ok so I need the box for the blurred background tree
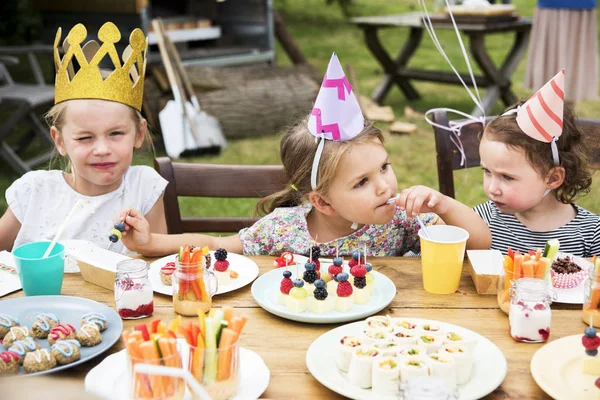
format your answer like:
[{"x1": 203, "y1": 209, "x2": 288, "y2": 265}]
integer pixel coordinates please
[{"x1": 0, "y1": 0, "x2": 40, "y2": 45}]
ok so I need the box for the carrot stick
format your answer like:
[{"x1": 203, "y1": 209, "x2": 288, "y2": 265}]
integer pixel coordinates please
[
  {"x1": 535, "y1": 248, "x2": 542, "y2": 261},
  {"x1": 523, "y1": 254, "x2": 530, "y2": 262},
  {"x1": 503, "y1": 255, "x2": 514, "y2": 291},
  {"x1": 168, "y1": 338, "x2": 181, "y2": 368},
  {"x1": 157, "y1": 338, "x2": 175, "y2": 396},
  {"x1": 233, "y1": 315, "x2": 247, "y2": 336},
  {"x1": 122, "y1": 330, "x2": 130, "y2": 343},
  {"x1": 140, "y1": 341, "x2": 164, "y2": 397},
  {"x1": 217, "y1": 328, "x2": 238, "y2": 381},
  {"x1": 222, "y1": 307, "x2": 234, "y2": 325},
  {"x1": 593, "y1": 255, "x2": 597, "y2": 267},
  {"x1": 198, "y1": 278, "x2": 209, "y2": 303},
  {"x1": 522, "y1": 260, "x2": 535, "y2": 277},
  {"x1": 513, "y1": 254, "x2": 523, "y2": 280},
  {"x1": 130, "y1": 331, "x2": 143, "y2": 341},
  {"x1": 191, "y1": 279, "x2": 202, "y2": 301},
  {"x1": 126, "y1": 338, "x2": 152, "y2": 398},
  {"x1": 193, "y1": 332, "x2": 205, "y2": 382},
  {"x1": 197, "y1": 309, "x2": 206, "y2": 339}
]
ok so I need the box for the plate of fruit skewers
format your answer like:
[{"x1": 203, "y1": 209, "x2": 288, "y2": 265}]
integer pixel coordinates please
[
  {"x1": 149, "y1": 247, "x2": 259, "y2": 297},
  {"x1": 252, "y1": 250, "x2": 396, "y2": 324}
]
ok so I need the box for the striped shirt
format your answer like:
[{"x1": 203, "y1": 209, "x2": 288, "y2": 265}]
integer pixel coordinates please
[{"x1": 474, "y1": 200, "x2": 600, "y2": 257}]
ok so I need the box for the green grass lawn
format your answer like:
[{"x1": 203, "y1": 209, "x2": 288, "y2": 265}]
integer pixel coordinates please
[{"x1": 1, "y1": 0, "x2": 599, "y2": 220}]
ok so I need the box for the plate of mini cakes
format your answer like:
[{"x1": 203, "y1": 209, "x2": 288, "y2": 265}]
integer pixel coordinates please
[
  {"x1": 251, "y1": 258, "x2": 396, "y2": 324},
  {"x1": 306, "y1": 316, "x2": 506, "y2": 399},
  {"x1": 149, "y1": 250, "x2": 259, "y2": 297},
  {"x1": 0, "y1": 295, "x2": 122, "y2": 377}
]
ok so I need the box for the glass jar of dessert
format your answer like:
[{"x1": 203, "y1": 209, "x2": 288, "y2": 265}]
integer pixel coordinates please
[
  {"x1": 173, "y1": 259, "x2": 218, "y2": 316},
  {"x1": 508, "y1": 277, "x2": 555, "y2": 343},
  {"x1": 115, "y1": 259, "x2": 154, "y2": 319},
  {"x1": 583, "y1": 267, "x2": 600, "y2": 327}
]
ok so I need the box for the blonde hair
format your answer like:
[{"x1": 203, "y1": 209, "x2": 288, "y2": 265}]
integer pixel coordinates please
[
  {"x1": 45, "y1": 100, "x2": 154, "y2": 174},
  {"x1": 257, "y1": 117, "x2": 385, "y2": 215}
]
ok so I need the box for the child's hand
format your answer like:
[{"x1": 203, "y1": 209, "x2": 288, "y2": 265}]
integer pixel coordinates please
[
  {"x1": 395, "y1": 185, "x2": 449, "y2": 217},
  {"x1": 119, "y1": 208, "x2": 152, "y2": 253}
]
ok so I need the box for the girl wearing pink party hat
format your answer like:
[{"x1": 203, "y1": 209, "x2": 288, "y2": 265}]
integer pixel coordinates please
[
  {"x1": 474, "y1": 70, "x2": 599, "y2": 257},
  {"x1": 121, "y1": 53, "x2": 491, "y2": 257}
]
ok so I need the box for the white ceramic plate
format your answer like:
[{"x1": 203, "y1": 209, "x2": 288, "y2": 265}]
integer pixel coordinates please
[
  {"x1": 531, "y1": 334, "x2": 599, "y2": 399},
  {"x1": 85, "y1": 339, "x2": 270, "y2": 400},
  {"x1": 251, "y1": 264, "x2": 396, "y2": 324},
  {"x1": 306, "y1": 318, "x2": 507, "y2": 400},
  {"x1": 552, "y1": 253, "x2": 593, "y2": 305},
  {"x1": 149, "y1": 252, "x2": 259, "y2": 296}
]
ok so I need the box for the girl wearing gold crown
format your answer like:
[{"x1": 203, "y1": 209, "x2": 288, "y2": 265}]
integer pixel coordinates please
[
  {"x1": 118, "y1": 54, "x2": 491, "y2": 257},
  {"x1": 0, "y1": 22, "x2": 168, "y2": 253},
  {"x1": 474, "y1": 70, "x2": 600, "y2": 257}
]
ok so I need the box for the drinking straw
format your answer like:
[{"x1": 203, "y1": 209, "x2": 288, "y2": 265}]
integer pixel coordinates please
[
  {"x1": 43, "y1": 199, "x2": 95, "y2": 258},
  {"x1": 416, "y1": 216, "x2": 431, "y2": 240},
  {"x1": 133, "y1": 363, "x2": 212, "y2": 400}
]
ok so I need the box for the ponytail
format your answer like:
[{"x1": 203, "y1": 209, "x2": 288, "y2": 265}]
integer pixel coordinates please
[{"x1": 256, "y1": 185, "x2": 304, "y2": 216}]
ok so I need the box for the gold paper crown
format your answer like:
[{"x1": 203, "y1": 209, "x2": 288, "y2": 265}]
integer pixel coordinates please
[{"x1": 53, "y1": 22, "x2": 147, "y2": 111}]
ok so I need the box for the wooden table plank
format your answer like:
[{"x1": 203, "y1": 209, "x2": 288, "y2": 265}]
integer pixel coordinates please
[{"x1": 4, "y1": 256, "x2": 584, "y2": 399}]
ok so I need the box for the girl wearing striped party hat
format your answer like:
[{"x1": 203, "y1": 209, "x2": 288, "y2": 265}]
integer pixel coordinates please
[
  {"x1": 122, "y1": 53, "x2": 491, "y2": 257},
  {"x1": 473, "y1": 70, "x2": 600, "y2": 257}
]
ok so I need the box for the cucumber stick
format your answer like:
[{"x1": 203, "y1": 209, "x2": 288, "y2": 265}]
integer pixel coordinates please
[
  {"x1": 204, "y1": 317, "x2": 217, "y2": 383},
  {"x1": 542, "y1": 239, "x2": 560, "y2": 260}
]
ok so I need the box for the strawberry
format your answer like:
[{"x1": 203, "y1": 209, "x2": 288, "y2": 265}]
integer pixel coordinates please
[
  {"x1": 351, "y1": 265, "x2": 367, "y2": 278},
  {"x1": 280, "y1": 278, "x2": 294, "y2": 294},
  {"x1": 337, "y1": 281, "x2": 353, "y2": 297},
  {"x1": 274, "y1": 257, "x2": 287, "y2": 268},
  {"x1": 214, "y1": 260, "x2": 229, "y2": 272},
  {"x1": 582, "y1": 335, "x2": 600, "y2": 350}
]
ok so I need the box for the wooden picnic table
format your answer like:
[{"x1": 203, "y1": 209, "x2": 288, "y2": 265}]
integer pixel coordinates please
[
  {"x1": 349, "y1": 12, "x2": 532, "y2": 117},
  {"x1": 5, "y1": 256, "x2": 584, "y2": 399}
]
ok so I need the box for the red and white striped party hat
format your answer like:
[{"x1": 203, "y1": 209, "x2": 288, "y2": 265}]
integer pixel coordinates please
[{"x1": 503, "y1": 69, "x2": 565, "y2": 165}]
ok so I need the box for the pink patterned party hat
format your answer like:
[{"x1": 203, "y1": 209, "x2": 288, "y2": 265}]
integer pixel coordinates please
[
  {"x1": 515, "y1": 69, "x2": 565, "y2": 143},
  {"x1": 308, "y1": 53, "x2": 364, "y2": 141}
]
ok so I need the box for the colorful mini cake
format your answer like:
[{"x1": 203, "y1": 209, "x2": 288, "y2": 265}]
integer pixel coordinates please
[
  {"x1": 213, "y1": 248, "x2": 231, "y2": 286},
  {"x1": 81, "y1": 312, "x2": 108, "y2": 332},
  {"x1": 309, "y1": 279, "x2": 333, "y2": 314},
  {"x1": 159, "y1": 262, "x2": 176, "y2": 286},
  {"x1": 23, "y1": 349, "x2": 56, "y2": 373},
  {"x1": 277, "y1": 270, "x2": 293, "y2": 305},
  {"x1": 334, "y1": 273, "x2": 353, "y2": 312},
  {"x1": 0, "y1": 314, "x2": 19, "y2": 340},
  {"x1": 31, "y1": 313, "x2": 60, "y2": 339},
  {"x1": 351, "y1": 264, "x2": 369, "y2": 304},
  {"x1": 76, "y1": 323, "x2": 102, "y2": 347},
  {"x1": 302, "y1": 261, "x2": 318, "y2": 296},
  {"x1": 48, "y1": 324, "x2": 77, "y2": 346},
  {"x1": 8, "y1": 337, "x2": 40, "y2": 363},
  {"x1": 0, "y1": 351, "x2": 20, "y2": 376},
  {"x1": 3, "y1": 326, "x2": 31, "y2": 348},
  {"x1": 51, "y1": 339, "x2": 81, "y2": 365},
  {"x1": 286, "y1": 279, "x2": 308, "y2": 313}
]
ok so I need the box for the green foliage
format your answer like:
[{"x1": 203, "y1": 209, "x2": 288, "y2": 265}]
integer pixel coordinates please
[{"x1": 0, "y1": 0, "x2": 40, "y2": 45}]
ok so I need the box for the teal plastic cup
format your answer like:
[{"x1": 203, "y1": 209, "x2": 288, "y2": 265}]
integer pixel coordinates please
[{"x1": 12, "y1": 241, "x2": 65, "y2": 296}]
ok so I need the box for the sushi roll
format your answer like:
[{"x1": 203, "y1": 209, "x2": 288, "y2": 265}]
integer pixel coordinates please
[
  {"x1": 419, "y1": 322, "x2": 444, "y2": 336},
  {"x1": 372, "y1": 357, "x2": 401, "y2": 396},
  {"x1": 337, "y1": 336, "x2": 362, "y2": 372},
  {"x1": 399, "y1": 357, "x2": 429, "y2": 382},
  {"x1": 373, "y1": 341, "x2": 403, "y2": 357},
  {"x1": 397, "y1": 344, "x2": 428, "y2": 360},
  {"x1": 417, "y1": 334, "x2": 444, "y2": 354},
  {"x1": 390, "y1": 328, "x2": 418, "y2": 345},
  {"x1": 443, "y1": 331, "x2": 477, "y2": 354},
  {"x1": 365, "y1": 316, "x2": 393, "y2": 332},
  {"x1": 427, "y1": 353, "x2": 457, "y2": 393},
  {"x1": 438, "y1": 344, "x2": 473, "y2": 385},
  {"x1": 393, "y1": 318, "x2": 418, "y2": 331},
  {"x1": 362, "y1": 328, "x2": 390, "y2": 346},
  {"x1": 347, "y1": 347, "x2": 381, "y2": 389}
]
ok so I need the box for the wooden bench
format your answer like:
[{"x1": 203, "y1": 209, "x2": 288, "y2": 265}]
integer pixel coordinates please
[
  {"x1": 431, "y1": 110, "x2": 600, "y2": 198},
  {"x1": 154, "y1": 157, "x2": 287, "y2": 234}
]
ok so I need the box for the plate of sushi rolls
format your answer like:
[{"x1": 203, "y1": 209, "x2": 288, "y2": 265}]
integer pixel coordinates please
[{"x1": 306, "y1": 316, "x2": 506, "y2": 399}]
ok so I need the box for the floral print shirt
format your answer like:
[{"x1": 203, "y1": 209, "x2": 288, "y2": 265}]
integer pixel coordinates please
[{"x1": 239, "y1": 204, "x2": 439, "y2": 257}]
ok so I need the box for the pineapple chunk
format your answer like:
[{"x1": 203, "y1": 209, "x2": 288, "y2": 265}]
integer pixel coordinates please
[
  {"x1": 354, "y1": 288, "x2": 370, "y2": 304},
  {"x1": 309, "y1": 296, "x2": 333, "y2": 314},
  {"x1": 334, "y1": 295, "x2": 354, "y2": 312},
  {"x1": 583, "y1": 356, "x2": 600, "y2": 375}
]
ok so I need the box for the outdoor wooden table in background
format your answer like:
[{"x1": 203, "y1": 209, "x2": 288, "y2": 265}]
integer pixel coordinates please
[
  {"x1": 349, "y1": 12, "x2": 532, "y2": 117},
  {"x1": 5, "y1": 256, "x2": 583, "y2": 399}
]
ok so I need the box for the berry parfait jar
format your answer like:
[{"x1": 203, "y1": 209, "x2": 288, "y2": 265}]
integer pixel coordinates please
[
  {"x1": 114, "y1": 259, "x2": 154, "y2": 319},
  {"x1": 508, "y1": 277, "x2": 556, "y2": 343}
]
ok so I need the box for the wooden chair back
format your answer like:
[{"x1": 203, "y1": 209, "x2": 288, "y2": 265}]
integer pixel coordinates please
[
  {"x1": 431, "y1": 110, "x2": 600, "y2": 198},
  {"x1": 155, "y1": 157, "x2": 287, "y2": 234}
]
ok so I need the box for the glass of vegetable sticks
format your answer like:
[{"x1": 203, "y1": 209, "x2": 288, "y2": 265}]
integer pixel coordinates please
[
  {"x1": 583, "y1": 256, "x2": 600, "y2": 327},
  {"x1": 173, "y1": 257, "x2": 218, "y2": 317}
]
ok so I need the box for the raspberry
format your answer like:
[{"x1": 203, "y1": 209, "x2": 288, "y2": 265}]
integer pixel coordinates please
[
  {"x1": 348, "y1": 259, "x2": 358, "y2": 268},
  {"x1": 313, "y1": 259, "x2": 321, "y2": 271},
  {"x1": 539, "y1": 328, "x2": 550, "y2": 341},
  {"x1": 303, "y1": 270, "x2": 317, "y2": 283},
  {"x1": 533, "y1": 304, "x2": 546, "y2": 311},
  {"x1": 214, "y1": 260, "x2": 229, "y2": 272},
  {"x1": 354, "y1": 276, "x2": 366, "y2": 289},
  {"x1": 337, "y1": 281, "x2": 353, "y2": 297},
  {"x1": 351, "y1": 265, "x2": 367, "y2": 278},
  {"x1": 328, "y1": 265, "x2": 343, "y2": 276},
  {"x1": 314, "y1": 287, "x2": 328, "y2": 300},
  {"x1": 311, "y1": 246, "x2": 321, "y2": 260},
  {"x1": 582, "y1": 335, "x2": 600, "y2": 350},
  {"x1": 214, "y1": 248, "x2": 228, "y2": 261},
  {"x1": 280, "y1": 278, "x2": 293, "y2": 294}
]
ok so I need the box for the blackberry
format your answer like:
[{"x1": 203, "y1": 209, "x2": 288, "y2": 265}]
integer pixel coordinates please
[
  {"x1": 314, "y1": 287, "x2": 328, "y2": 300},
  {"x1": 311, "y1": 246, "x2": 321, "y2": 260},
  {"x1": 354, "y1": 276, "x2": 367, "y2": 289},
  {"x1": 303, "y1": 270, "x2": 317, "y2": 283},
  {"x1": 214, "y1": 248, "x2": 228, "y2": 261}
]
